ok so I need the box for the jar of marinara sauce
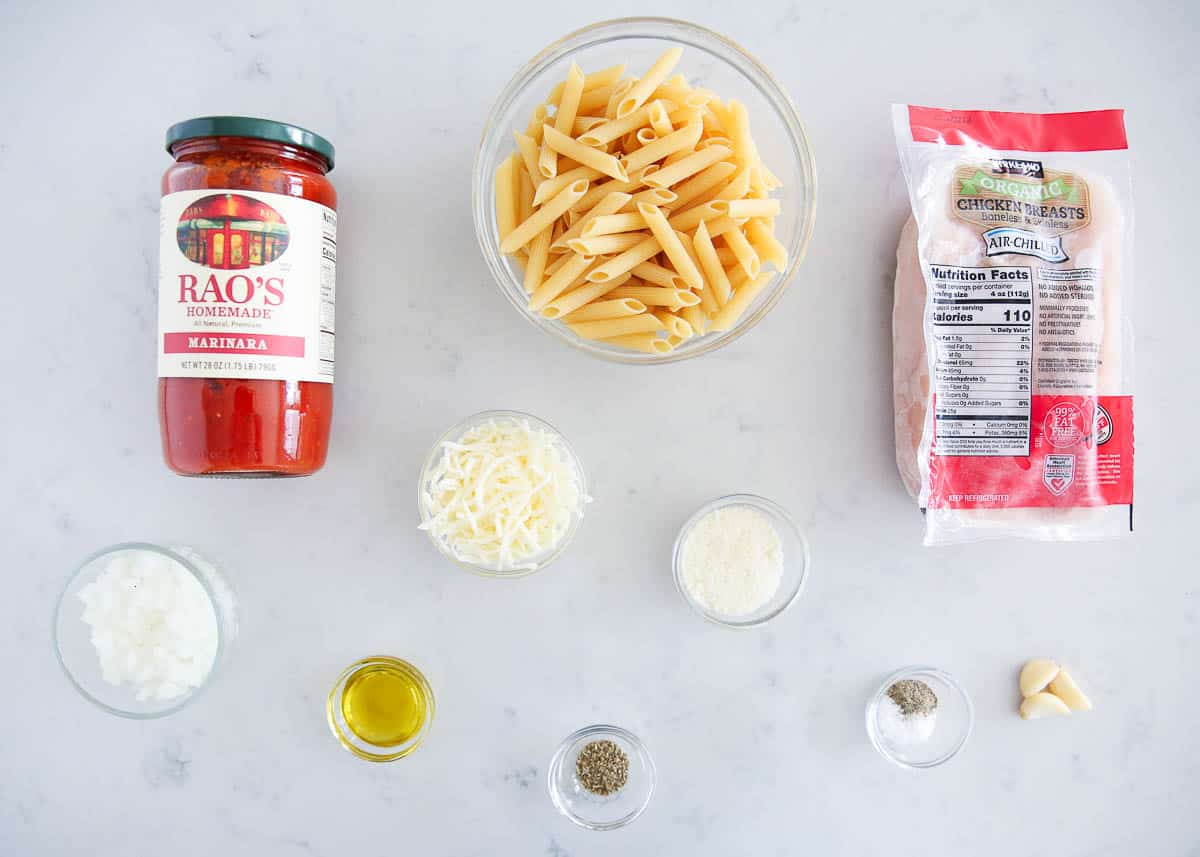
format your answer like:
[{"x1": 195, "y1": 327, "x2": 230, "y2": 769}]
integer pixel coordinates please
[{"x1": 159, "y1": 117, "x2": 336, "y2": 476}]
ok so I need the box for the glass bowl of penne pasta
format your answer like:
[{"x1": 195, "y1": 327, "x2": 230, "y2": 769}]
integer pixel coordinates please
[{"x1": 473, "y1": 17, "x2": 817, "y2": 363}]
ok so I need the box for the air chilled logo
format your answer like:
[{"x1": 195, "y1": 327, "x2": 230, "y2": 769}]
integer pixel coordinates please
[
  {"x1": 982, "y1": 227, "x2": 1068, "y2": 263},
  {"x1": 177, "y1": 193, "x2": 290, "y2": 270}
]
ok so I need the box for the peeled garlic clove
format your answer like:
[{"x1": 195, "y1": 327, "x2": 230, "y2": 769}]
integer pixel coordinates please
[
  {"x1": 1048, "y1": 670, "x2": 1093, "y2": 712},
  {"x1": 1020, "y1": 692, "x2": 1072, "y2": 720},
  {"x1": 1019, "y1": 659, "x2": 1060, "y2": 698}
]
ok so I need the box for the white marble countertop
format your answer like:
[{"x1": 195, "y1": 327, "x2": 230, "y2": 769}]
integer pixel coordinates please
[{"x1": 3, "y1": 1, "x2": 1197, "y2": 854}]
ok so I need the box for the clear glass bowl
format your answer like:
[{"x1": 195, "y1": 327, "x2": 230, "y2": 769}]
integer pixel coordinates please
[
  {"x1": 326, "y1": 656, "x2": 435, "y2": 763},
  {"x1": 472, "y1": 17, "x2": 818, "y2": 364},
  {"x1": 417, "y1": 410, "x2": 588, "y2": 577},
  {"x1": 53, "y1": 542, "x2": 237, "y2": 719},
  {"x1": 866, "y1": 666, "x2": 974, "y2": 769},
  {"x1": 548, "y1": 724, "x2": 655, "y2": 830},
  {"x1": 672, "y1": 493, "x2": 809, "y2": 628}
]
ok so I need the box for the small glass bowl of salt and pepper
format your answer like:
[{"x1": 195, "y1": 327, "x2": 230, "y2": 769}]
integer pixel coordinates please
[
  {"x1": 548, "y1": 725, "x2": 655, "y2": 830},
  {"x1": 866, "y1": 666, "x2": 974, "y2": 769}
]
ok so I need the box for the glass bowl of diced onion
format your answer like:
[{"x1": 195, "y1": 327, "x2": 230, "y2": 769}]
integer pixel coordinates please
[
  {"x1": 472, "y1": 17, "x2": 817, "y2": 364},
  {"x1": 417, "y1": 410, "x2": 589, "y2": 578}
]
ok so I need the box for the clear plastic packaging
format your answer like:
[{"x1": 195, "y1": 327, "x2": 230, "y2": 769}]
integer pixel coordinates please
[{"x1": 892, "y1": 106, "x2": 1135, "y2": 545}]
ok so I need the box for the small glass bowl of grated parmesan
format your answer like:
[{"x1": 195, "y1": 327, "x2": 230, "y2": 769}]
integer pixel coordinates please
[
  {"x1": 53, "y1": 543, "x2": 236, "y2": 718},
  {"x1": 672, "y1": 493, "x2": 809, "y2": 628},
  {"x1": 418, "y1": 410, "x2": 589, "y2": 577}
]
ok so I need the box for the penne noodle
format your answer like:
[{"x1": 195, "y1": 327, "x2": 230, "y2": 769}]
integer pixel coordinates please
[
  {"x1": 572, "y1": 115, "x2": 609, "y2": 135},
  {"x1": 680, "y1": 304, "x2": 709, "y2": 336},
  {"x1": 701, "y1": 107, "x2": 727, "y2": 136},
  {"x1": 607, "y1": 285, "x2": 700, "y2": 308},
  {"x1": 723, "y1": 227, "x2": 761, "y2": 278},
  {"x1": 745, "y1": 217, "x2": 788, "y2": 270},
  {"x1": 631, "y1": 261, "x2": 688, "y2": 289},
  {"x1": 577, "y1": 100, "x2": 672, "y2": 147},
  {"x1": 714, "y1": 167, "x2": 754, "y2": 202},
  {"x1": 573, "y1": 170, "x2": 649, "y2": 212},
  {"x1": 517, "y1": 168, "x2": 534, "y2": 226},
  {"x1": 554, "y1": 63, "x2": 586, "y2": 141},
  {"x1": 547, "y1": 63, "x2": 625, "y2": 105},
  {"x1": 676, "y1": 228, "x2": 716, "y2": 312},
  {"x1": 727, "y1": 99, "x2": 760, "y2": 170},
  {"x1": 526, "y1": 104, "x2": 549, "y2": 142},
  {"x1": 501, "y1": 179, "x2": 589, "y2": 254},
  {"x1": 668, "y1": 161, "x2": 738, "y2": 209},
  {"x1": 651, "y1": 82, "x2": 713, "y2": 108},
  {"x1": 606, "y1": 78, "x2": 634, "y2": 119},
  {"x1": 514, "y1": 132, "x2": 542, "y2": 186},
  {"x1": 568, "y1": 313, "x2": 665, "y2": 340},
  {"x1": 692, "y1": 220, "x2": 732, "y2": 307},
  {"x1": 634, "y1": 128, "x2": 657, "y2": 147},
  {"x1": 666, "y1": 106, "x2": 704, "y2": 128},
  {"x1": 710, "y1": 272, "x2": 772, "y2": 332},
  {"x1": 583, "y1": 212, "x2": 647, "y2": 237},
  {"x1": 698, "y1": 135, "x2": 733, "y2": 150},
  {"x1": 637, "y1": 202, "x2": 704, "y2": 290},
  {"x1": 529, "y1": 251, "x2": 595, "y2": 311},
  {"x1": 523, "y1": 227, "x2": 553, "y2": 294},
  {"x1": 703, "y1": 215, "x2": 748, "y2": 239},
  {"x1": 667, "y1": 200, "x2": 730, "y2": 233},
  {"x1": 540, "y1": 274, "x2": 629, "y2": 318},
  {"x1": 575, "y1": 84, "x2": 617, "y2": 116},
  {"x1": 617, "y1": 47, "x2": 684, "y2": 117},
  {"x1": 707, "y1": 100, "x2": 734, "y2": 134},
  {"x1": 586, "y1": 234, "x2": 662, "y2": 283},
  {"x1": 621, "y1": 122, "x2": 703, "y2": 173},
  {"x1": 602, "y1": 333, "x2": 673, "y2": 354},
  {"x1": 622, "y1": 187, "x2": 676, "y2": 212},
  {"x1": 726, "y1": 198, "x2": 781, "y2": 219},
  {"x1": 567, "y1": 232, "x2": 649, "y2": 256},
  {"x1": 560, "y1": 297, "x2": 646, "y2": 323},
  {"x1": 495, "y1": 154, "x2": 518, "y2": 241},
  {"x1": 538, "y1": 133, "x2": 557, "y2": 179},
  {"x1": 552, "y1": 191, "x2": 632, "y2": 250},
  {"x1": 648, "y1": 100, "x2": 673, "y2": 137},
  {"x1": 544, "y1": 250, "x2": 572, "y2": 277},
  {"x1": 533, "y1": 164, "x2": 603, "y2": 206},
  {"x1": 652, "y1": 310, "x2": 693, "y2": 339},
  {"x1": 761, "y1": 164, "x2": 783, "y2": 189},
  {"x1": 715, "y1": 246, "x2": 738, "y2": 266},
  {"x1": 543, "y1": 125, "x2": 628, "y2": 182}
]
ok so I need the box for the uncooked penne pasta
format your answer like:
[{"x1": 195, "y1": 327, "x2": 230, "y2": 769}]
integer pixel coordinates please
[
  {"x1": 703, "y1": 215, "x2": 748, "y2": 239},
  {"x1": 572, "y1": 115, "x2": 609, "y2": 135},
  {"x1": 495, "y1": 154, "x2": 518, "y2": 241},
  {"x1": 540, "y1": 273, "x2": 630, "y2": 318},
  {"x1": 637, "y1": 202, "x2": 703, "y2": 290},
  {"x1": 547, "y1": 63, "x2": 625, "y2": 105},
  {"x1": 523, "y1": 226, "x2": 553, "y2": 294},
  {"x1": 617, "y1": 47, "x2": 683, "y2": 118},
  {"x1": 552, "y1": 191, "x2": 632, "y2": 250},
  {"x1": 576, "y1": 85, "x2": 617, "y2": 115},
  {"x1": 514, "y1": 132, "x2": 541, "y2": 186},
  {"x1": 634, "y1": 128, "x2": 657, "y2": 147},
  {"x1": 667, "y1": 200, "x2": 729, "y2": 233},
  {"x1": 529, "y1": 251, "x2": 595, "y2": 311},
  {"x1": 517, "y1": 169, "x2": 534, "y2": 225},
  {"x1": 578, "y1": 100, "x2": 671, "y2": 147},
  {"x1": 555, "y1": 63, "x2": 586, "y2": 138},
  {"x1": 607, "y1": 285, "x2": 700, "y2": 308},
  {"x1": 502, "y1": 179, "x2": 589, "y2": 255},
  {"x1": 648, "y1": 100, "x2": 673, "y2": 137},
  {"x1": 726, "y1": 198, "x2": 781, "y2": 219},
  {"x1": 606, "y1": 78, "x2": 633, "y2": 119},
  {"x1": 723, "y1": 227, "x2": 761, "y2": 278},
  {"x1": 568, "y1": 313, "x2": 664, "y2": 340},
  {"x1": 680, "y1": 304, "x2": 709, "y2": 336},
  {"x1": 668, "y1": 161, "x2": 738, "y2": 209},
  {"x1": 631, "y1": 261, "x2": 687, "y2": 289},
  {"x1": 586, "y1": 234, "x2": 662, "y2": 283},
  {"x1": 645, "y1": 145, "x2": 732, "y2": 189},
  {"x1": 560, "y1": 297, "x2": 646, "y2": 323},
  {"x1": 652, "y1": 310, "x2": 693, "y2": 339},
  {"x1": 710, "y1": 271, "x2": 771, "y2": 332},
  {"x1": 622, "y1": 187, "x2": 676, "y2": 212},
  {"x1": 745, "y1": 217, "x2": 787, "y2": 270},
  {"x1": 602, "y1": 333, "x2": 672, "y2": 354},
  {"x1": 583, "y1": 212, "x2": 646, "y2": 237},
  {"x1": 525, "y1": 104, "x2": 549, "y2": 142},
  {"x1": 621, "y1": 122, "x2": 702, "y2": 173},
  {"x1": 652, "y1": 82, "x2": 713, "y2": 109},
  {"x1": 543, "y1": 125, "x2": 628, "y2": 182},
  {"x1": 533, "y1": 165, "x2": 603, "y2": 206},
  {"x1": 692, "y1": 220, "x2": 733, "y2": 306},
  {"x1": 567, "y1": 232, "x2": 648, "y2": 256}
]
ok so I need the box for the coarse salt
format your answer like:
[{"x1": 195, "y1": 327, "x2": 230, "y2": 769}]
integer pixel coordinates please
[
  {"x1": 680, "y1": 505, "x2": 783, "y2": 617},
  {"x1": 78, "y1": 549, "x2": 219, "y2": 702},
  {"x1": 878, "y1": 696, "x2": 937, "y2": 745}
]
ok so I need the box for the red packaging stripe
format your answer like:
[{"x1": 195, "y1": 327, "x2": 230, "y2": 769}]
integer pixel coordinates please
[
  {"x1": 163, "y1": 332, "x2": 305, "y2": 357},
  {"x1": 908, "y1": 105, "x2": 1128, "y2": 152}
]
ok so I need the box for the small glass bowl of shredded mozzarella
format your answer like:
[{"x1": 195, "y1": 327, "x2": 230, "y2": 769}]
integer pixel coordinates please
[
  {"x1": 53, "y1": 542, "x2": 236, "y2": 718},
  {"x1": 672, "y1": 493, "x2": 809, "y2": 628},
  {"x1": 418, "y1": 410, "x2": 590, "y2": 577}
]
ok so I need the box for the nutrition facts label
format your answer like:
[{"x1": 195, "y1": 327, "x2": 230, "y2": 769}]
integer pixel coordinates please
[{"x1": 928, "y1": 263, "x2": 1033, "y2": 456}]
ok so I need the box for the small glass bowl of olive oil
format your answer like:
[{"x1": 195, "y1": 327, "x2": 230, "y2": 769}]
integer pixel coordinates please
[{"x1": 326, "y1": 656, "x2": 435, "y2": 762}]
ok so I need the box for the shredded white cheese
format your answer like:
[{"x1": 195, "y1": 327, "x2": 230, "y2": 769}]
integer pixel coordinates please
[
  {"x1": 680, "y1": 505, "x2": 783, "y2": 617},
  {"x1": 419, "y1": 417, "x2": 585, "y2": 571}
]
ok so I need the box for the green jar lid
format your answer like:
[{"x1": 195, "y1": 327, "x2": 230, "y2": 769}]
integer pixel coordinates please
[{"x1": 165, "y1": 116, "x2": 335, "y2": 170}]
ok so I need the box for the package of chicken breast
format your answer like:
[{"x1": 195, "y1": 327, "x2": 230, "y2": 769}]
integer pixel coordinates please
[{"x1": 891, "y1": 106, "x2": 1134, "y2": 545}]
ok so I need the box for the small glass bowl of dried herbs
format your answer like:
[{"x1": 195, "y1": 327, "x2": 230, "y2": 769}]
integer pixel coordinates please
[{"x1": 548, "y1": 724, "x2": 655, "y2": 830}]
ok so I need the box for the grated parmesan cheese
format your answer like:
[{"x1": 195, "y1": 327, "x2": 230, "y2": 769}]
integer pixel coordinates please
[
  {"x1": 680, "y1": 505, "x2": 783, "y2": 617},
  {"x1": 419, "y1": 417, "x2": 586, "y2": 571}
]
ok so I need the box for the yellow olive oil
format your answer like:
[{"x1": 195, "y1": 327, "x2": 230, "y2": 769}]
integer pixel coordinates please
[{"x1": 340, "y1": 662, "x2": 428, "y2": 747}]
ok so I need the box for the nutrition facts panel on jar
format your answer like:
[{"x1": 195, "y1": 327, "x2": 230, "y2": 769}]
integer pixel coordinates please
[{"x1": 928, "y1": 263, "x2": 1033, "y2": 456}]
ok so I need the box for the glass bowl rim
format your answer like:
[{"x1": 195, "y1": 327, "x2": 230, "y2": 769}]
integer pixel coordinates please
[
  {"x1": 471, "y1": 15, "x2": 819, "y2": 365},
  {"x1": 52, "y1": 541, "x2": 228, "y2": 720},
  {"x1": 671, "y1": 493, "x2": 810, "y2": 628},
  {"x1": 865, "y1": 665, "x2": 975, "y2": 770},
  {"x1": 547, "y1": 723, "x2": 656, "y2": 830},
  {"x1": 326, "y1": 655, "x2": 436, "y2": 763},
  {"x1": 417, "y1": 409, "x2": 589, "y2": 578}
]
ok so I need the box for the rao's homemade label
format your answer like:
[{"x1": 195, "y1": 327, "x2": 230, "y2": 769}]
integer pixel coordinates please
[{"x1": 157, "y1": 189, "x2": 336, "y2": 382}]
